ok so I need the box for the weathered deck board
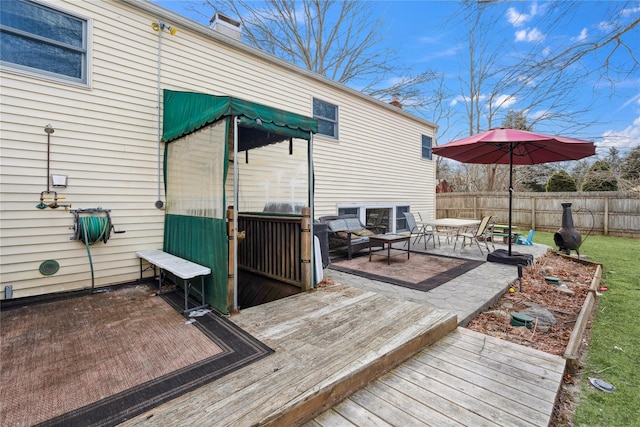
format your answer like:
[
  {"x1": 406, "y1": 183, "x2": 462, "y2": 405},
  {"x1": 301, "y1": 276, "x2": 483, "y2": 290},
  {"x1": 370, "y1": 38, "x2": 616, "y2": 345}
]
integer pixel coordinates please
[
  {"x1": 121, "y1": 284, "x2": 457, "y2": 427},
  {"x1": 434, "y1": 334, "x2": 562, "y2": 389},
  {"x1": 311, "y1": 410, "x2": 357, "y2": 427},
  {"x1": 307, "y1": 328, "x2": 565, "y2": 427},
  {"x1": 344, "y1": 388, "x2": 428, "y2": 426},
  {"x1": 352, "y1": 383, "x2": 439, "y2": 426}
]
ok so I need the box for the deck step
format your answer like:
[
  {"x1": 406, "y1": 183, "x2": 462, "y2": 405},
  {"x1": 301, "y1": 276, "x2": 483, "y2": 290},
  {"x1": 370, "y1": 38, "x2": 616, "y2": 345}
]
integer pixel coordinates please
[
  {"x1": 305, "y1": 327, "x2": 566, "y2": 427},
  {"x1": 121, "y1": 284, "x2": 457, "y2": 426}
]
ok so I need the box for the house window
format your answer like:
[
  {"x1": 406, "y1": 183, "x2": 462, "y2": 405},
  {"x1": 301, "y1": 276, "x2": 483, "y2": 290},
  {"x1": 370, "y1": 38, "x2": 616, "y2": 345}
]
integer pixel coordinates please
[
  {"x1": 365, "y1": 208, "x2": 391, "y2": 232},
  {"x1": 338, "y1": 207, "x2": 359, "y2": 217},
  {"x1": 0, "y1": 0, "x2": 89, "y2": 84},
  {"x1": 422, "y1": 135, "x2": 433, "y2": 160},
  {"x1": 313, "y1": 98, "x2": 338, "y2": 139},
  {"x1": 396, "y1": 206, "x2": 410, "y2": 232}
]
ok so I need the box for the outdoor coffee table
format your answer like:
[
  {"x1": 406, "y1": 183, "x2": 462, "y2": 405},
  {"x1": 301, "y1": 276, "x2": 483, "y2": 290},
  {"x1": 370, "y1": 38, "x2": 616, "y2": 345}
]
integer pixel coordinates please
[{"x1": 368, "y1": 234, "x2": 411, "y2": 265}]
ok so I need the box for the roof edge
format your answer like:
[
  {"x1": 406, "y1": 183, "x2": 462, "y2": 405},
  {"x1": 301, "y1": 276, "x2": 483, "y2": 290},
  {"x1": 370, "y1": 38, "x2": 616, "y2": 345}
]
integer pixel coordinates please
[{"x1": 116, "y1": 0, "x2": 438, "y2": 131}]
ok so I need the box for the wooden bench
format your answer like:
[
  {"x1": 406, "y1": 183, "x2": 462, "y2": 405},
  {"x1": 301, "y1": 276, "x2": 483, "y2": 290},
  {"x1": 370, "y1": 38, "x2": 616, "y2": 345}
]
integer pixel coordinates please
[
  {"x1": 490, "y1": 225, "x2": 520, "y2": 244},
  {"x1": 136, "y1": 249, "x2": 210, "y2": 314},
  {"x1": 491, "y1": 232, "x2": 521, "y2": 244}
]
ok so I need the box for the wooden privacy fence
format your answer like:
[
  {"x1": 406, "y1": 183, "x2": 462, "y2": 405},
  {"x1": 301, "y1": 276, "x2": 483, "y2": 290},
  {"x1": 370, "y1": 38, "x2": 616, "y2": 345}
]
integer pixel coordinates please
[
  {"x1": 436, "y1": 191, "x2": 640, "y2": 238},
  {"x1": 235, "y1": 208, "x2": 312, "y2": 290}
]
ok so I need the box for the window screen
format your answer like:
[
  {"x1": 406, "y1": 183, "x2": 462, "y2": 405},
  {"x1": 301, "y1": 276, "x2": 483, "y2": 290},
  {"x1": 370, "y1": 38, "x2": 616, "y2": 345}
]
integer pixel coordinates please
[
  {"x1": 313, "y1": 98, "x2": 338, "y2": 139},
  {"x1": 422, "y1": 135, "x2": 433, "y2": 160},
  {"x1": 0, "y1": 0, "x2": 88, "y2": 84}
]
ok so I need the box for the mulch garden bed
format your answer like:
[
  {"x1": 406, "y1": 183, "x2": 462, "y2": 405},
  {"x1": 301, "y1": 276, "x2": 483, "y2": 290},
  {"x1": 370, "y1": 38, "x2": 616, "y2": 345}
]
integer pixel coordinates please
[{"x1": 466, "y1": 250, "x2": 600, "y2": 426}]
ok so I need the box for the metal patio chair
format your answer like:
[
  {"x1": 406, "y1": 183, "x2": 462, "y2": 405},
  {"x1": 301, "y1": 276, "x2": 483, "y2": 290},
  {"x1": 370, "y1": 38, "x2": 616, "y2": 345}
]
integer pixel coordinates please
[
  {"x1": 454, "y1": 215, "x2": 494, "y2": 254},
  {"x1": 403, "y1": 212, "x2": 436, "y2": 249}
]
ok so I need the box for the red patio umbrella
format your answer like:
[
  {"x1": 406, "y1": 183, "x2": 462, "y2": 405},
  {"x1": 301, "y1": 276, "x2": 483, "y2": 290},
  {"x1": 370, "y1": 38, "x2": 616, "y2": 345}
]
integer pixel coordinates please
[{"x1": 432, "y1": 128, "x2": 596, "y2": 257}]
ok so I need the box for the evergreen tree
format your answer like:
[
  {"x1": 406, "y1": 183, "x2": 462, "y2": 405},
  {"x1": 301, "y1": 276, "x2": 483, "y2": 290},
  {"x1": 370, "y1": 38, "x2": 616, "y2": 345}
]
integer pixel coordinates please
[
  {"x1": 546, "y1": 170, "x2": 577, "y2": 192},
  {"x1": 502, "y1": 110, "x2": 533, "y2": 131},
  {"x1": 581, "y1": 160, "x2": 618, "y2": 191},
  {"x1": 621, "y1": 145, "x2": 640, "y2": 182}
]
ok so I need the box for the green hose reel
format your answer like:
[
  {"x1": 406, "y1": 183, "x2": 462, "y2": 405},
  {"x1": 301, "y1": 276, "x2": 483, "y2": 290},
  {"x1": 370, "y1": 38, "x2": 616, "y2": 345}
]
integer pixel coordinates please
[{"x1": 71, "y1": 208, "x2": 125, "y2": 292}]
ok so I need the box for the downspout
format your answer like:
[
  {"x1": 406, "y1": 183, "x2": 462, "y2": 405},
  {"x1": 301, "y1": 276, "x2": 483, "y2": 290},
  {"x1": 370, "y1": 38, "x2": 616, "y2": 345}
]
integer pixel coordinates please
[
  {"x1": 308, "y1": 131, "x2": 315, "y2": 288},
  {"x1": 155, "y1": 26, "x2": 164, "y2": 209},
  {"x1": 233, "y1": 116, "x2": 239, "y2": 311}
]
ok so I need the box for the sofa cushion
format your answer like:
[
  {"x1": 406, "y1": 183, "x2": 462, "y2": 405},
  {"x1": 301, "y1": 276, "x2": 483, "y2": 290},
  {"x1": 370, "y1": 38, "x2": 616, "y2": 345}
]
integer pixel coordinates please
[
  {"x1": 350, "y1": 236, "x2": 370, "y2": 244},
  {"x1": 352, "y1": 228, "x2": 375, "y2": 237},
  {"x1": 344, "y1": 218, "x2": 363, "y2": 231},
  {"x1": 327, "y1": 219, "x2": 348, "y2": 232},
  {"x1": 335, "y1": 231, "x2": 350, "y2": 240}
]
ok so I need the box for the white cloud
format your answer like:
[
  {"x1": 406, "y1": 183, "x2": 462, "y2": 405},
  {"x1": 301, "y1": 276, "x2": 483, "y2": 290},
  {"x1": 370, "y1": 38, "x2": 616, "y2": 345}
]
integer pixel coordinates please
[
  {"x1": 573, "y1": 28, "x2": 588, "y2": 42},
  {"x1": 430, "y1": 46, "x2": 460, "y2": 58},
  {"x1": 598, "y1": 21, "x2": 615, "y2": 32},
  {"x1": 517, "y1": 75, "x2": 536, "y2": 86},
  {"x1": 450, "y1": 94, "x2": 487, "y2": 107},
  {"x1": 515, "y1": 28, "x2": 546, "y2": 42},
  {"x1": 530, "y1": 109, "x2": 550, "y2": 121},
  {"x1": 492, "y1": 94, "x2": 517, "y2": 110},
  {"x1": 600, "y1": 115, "x2": 640, "y2": 151},
  {"x1": 620, "y1": 5, "x2": 640, "y2": 17},
  {"x1": 613, "y1": 92, "x2": 640, "y2": 114},
  {"x1": 506, "y1": 3, "x2": 539, "y2": 27},
  {"x1": 450, "y1": 95, "x2": 467, "y2": 107}
]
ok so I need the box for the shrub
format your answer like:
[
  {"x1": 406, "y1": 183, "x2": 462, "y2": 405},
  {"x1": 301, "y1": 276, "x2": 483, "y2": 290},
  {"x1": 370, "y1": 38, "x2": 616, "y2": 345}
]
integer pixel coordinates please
[{"x1": 546, "y1": 170, "x2": 577, "y2": 192}]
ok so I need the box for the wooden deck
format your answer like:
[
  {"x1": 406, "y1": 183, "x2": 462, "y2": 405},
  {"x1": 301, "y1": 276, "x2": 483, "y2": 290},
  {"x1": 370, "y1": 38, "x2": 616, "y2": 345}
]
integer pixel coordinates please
[
  {"x1": 121, "y1": 284, "x2": 457, "y2": 426},
  {"x1": 305, "y1": 327, "x2": 566, "y2": 427}
]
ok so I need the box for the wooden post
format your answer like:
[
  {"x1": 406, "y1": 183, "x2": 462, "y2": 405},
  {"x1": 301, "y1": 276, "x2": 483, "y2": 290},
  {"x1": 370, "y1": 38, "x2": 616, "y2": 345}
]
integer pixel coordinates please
[
  {"x1": 531, "y1": 197, "x2": 536, "y2": 230},
  {"x1": 300, "y1": 207, "x2": 312, "y2": 291},
  {"x1": 604, "y1": 197, "x2": 609, "y2": 236},
  {"x1": 226, "y1": 206, "x2": 236, "y2": 313},
  {"x1": 473, "y1": 196, "x2": 478, "y2": 218}
]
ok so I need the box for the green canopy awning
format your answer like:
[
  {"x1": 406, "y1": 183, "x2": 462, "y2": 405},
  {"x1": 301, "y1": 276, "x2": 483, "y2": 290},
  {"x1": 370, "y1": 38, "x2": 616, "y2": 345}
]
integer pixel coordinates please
[{"x1": 162, "y1": 89, "x2": 318, "y2": 148}]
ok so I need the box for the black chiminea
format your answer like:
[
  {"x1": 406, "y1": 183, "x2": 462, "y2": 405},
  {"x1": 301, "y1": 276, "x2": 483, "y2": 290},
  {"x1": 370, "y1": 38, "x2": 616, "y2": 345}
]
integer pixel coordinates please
[{"x1": 554, "y1": 202, "x2": 582, "y2": 255}]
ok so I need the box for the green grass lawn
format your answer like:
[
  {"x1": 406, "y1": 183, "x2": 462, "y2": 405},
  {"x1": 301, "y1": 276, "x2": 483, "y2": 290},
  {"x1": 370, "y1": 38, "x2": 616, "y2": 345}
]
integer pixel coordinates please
[{"x1": 534, "y1": 231, "x2": 640, "y2": 426}]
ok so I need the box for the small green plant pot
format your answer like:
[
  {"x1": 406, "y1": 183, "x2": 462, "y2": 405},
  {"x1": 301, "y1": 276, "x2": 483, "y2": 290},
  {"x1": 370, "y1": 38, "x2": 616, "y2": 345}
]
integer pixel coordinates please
[
  {"x1": 511, "y1": 312, "x2": 534, "y2": 329},
  {"x1": 544, "y1": 276, "x2": 560, "y2": 285}
]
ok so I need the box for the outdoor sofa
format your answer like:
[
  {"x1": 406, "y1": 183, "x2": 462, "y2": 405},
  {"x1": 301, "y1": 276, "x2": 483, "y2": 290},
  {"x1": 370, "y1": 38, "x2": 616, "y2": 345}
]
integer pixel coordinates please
[{"x1": 318, "y1": 215, "x2": 386, "y2": 259}]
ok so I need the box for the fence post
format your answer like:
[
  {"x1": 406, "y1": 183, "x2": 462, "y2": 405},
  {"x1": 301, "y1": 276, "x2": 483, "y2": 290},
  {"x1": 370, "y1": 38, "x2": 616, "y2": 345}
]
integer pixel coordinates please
[
  {"x1": 531, "y1": 196, "x2": 536, "y2": 230},
  {"x1": 473, "y1": 196, "x2": 478, "y2": 218},
  {"x1": 604, "y1": 197, "x2": 609, "y2": 236}
]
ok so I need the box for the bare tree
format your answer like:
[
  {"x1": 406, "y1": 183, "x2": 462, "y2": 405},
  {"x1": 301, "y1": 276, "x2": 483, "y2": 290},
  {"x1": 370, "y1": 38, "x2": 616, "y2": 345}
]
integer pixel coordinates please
[
  {"x1": 517, "y1": 1, "x2": 640, "y2": 88},
  {"x1": 203, "y1": 0, "x2": 439, "y2": 102},
  {"x1": 440, "y1": 1, "x2": 608, "y2": 192}
]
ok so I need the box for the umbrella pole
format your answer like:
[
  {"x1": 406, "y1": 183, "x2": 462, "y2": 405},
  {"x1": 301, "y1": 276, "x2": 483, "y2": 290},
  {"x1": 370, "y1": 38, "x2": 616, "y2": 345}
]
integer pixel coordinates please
[{"x1": 508, "y1": 144, "x2": 513, "y2": 256}]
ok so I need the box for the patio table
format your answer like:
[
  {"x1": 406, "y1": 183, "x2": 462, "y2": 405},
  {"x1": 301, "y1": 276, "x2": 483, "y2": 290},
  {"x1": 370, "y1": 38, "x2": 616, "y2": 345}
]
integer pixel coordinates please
[
  {"x1": 368, "y1": 234, "x2": 411, "y2": 264},
  {"x1": 421, "y1": 218, "x2": 481, "y2": 248},
  {"x1": 422, "y1": 218, "x2": 480, "y2": 228}
]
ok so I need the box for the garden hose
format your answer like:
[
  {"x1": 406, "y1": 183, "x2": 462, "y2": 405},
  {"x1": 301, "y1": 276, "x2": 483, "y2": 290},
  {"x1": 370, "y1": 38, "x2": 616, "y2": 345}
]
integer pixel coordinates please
[{"x1": 76, "y1": 213, "x2": 113, "y2": 292}]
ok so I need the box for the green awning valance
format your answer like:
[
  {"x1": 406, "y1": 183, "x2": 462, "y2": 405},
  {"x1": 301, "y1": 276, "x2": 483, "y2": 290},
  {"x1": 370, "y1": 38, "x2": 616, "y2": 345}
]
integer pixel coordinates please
[{"x1": 162, "y1": 89, "x2": 318, "y2": 146}]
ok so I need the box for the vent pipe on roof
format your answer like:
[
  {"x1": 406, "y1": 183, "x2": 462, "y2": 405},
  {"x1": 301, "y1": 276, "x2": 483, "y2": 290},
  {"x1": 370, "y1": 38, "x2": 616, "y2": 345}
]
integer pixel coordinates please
[
  {"x1": 209, "y1": 12, "x2": 242, "y2": 40},
  {"x1": 390, "y1": 97, "x2": 403, "y2": 109}
]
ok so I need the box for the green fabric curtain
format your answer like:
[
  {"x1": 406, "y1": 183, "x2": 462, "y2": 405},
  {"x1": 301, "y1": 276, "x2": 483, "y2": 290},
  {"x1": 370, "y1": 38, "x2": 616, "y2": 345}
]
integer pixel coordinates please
[
  {"x1": 162, "y1": 119, "x2": 230, "y2": 313},
  {"x1": 162, "y1": 89, "x2": 318, "y2": 144},
  {"x1": 163, "y1": 215, "x2": 229, "y2": 313},
  {"x1": 161, "y1": 90, "x2": 317, "y2": 313}
]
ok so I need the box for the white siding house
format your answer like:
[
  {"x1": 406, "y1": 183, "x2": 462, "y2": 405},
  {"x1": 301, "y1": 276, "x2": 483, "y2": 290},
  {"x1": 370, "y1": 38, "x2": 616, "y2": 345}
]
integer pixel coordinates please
[{"x1": 0, "y1": 0, "x2": 437, "y2": 300}]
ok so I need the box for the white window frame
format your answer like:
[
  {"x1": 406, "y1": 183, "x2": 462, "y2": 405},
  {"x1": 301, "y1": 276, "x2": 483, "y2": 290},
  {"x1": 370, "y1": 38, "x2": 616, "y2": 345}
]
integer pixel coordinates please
[
  {"x1": 313, "y1": 97, "x2": 339, "y2": 139},
  {"x1": 0, "y1": 0, "x2": 90, "y2": 86},
  {"x1": 336, "y1": 202, "x2": 411, "y2": 234},
  {"x1": 422, "y1": 135, "x2": 433, "y2": 160}
]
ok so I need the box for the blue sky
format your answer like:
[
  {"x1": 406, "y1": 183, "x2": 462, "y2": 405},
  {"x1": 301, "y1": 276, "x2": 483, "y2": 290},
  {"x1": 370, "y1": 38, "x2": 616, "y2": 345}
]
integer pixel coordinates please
[{"x1": 153, "y1": 1, "x2": 639, "y2": 156}]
